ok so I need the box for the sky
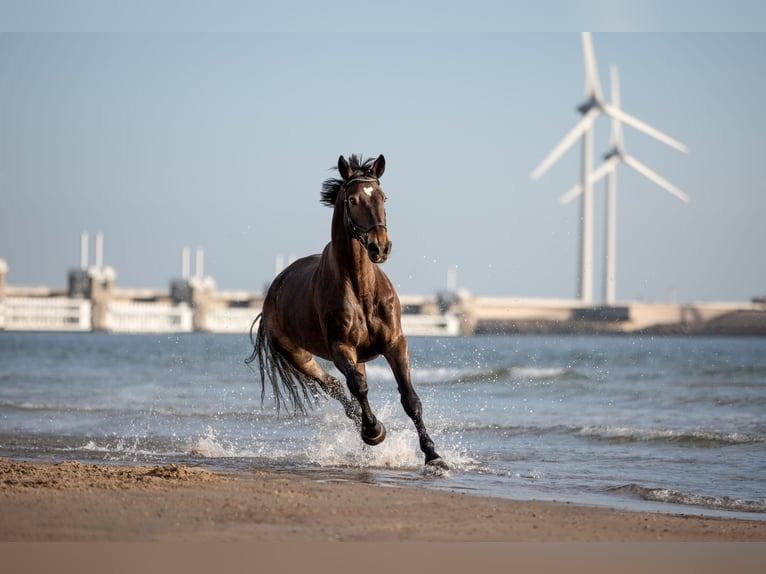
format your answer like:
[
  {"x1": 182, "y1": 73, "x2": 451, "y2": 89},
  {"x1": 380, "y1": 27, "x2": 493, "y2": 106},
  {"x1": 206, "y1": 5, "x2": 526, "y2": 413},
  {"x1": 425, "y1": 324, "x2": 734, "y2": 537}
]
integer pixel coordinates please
[{"x1": 1, "y1": 4, "x2": 766, "y2": 303}]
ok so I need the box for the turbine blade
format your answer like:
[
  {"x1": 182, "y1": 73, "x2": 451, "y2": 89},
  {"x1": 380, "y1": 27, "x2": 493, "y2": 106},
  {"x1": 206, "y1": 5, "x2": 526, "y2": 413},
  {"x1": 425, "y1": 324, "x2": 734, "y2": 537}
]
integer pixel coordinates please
[
  {"x1": 592, "y1": 156, "x2": 619, "y2": 183},
  {"x1": 582, "y1": 32, "x2": 603, "y2": 101},
  {"x1": 609, "y1": 65, "x2": 623, "y2": 148},
  {"x1": 604, "y1": 104, "x2": 688, "y2": 153},
  {"x1": 558, "y1": 157, "x2": 618, "y2": 205},
  {"x1": 559, "y1": 183, "x2": 582, "y2": 205},
  {"x1": 530, "y1": 108, "x2": 598, "y2": 180},
  {"x1": 610, "y1": 65, "x2": 621, "y2": 109},
  {"x1": 623, "y1": 155, "x2": 690, "y2": 202}
]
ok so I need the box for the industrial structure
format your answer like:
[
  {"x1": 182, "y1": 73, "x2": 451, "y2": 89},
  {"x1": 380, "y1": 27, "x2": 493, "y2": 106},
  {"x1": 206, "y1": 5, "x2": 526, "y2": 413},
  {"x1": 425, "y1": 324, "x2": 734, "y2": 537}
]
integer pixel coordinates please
[{"x1": 1, "y1": 233, "x2": 764, "y2": 336}]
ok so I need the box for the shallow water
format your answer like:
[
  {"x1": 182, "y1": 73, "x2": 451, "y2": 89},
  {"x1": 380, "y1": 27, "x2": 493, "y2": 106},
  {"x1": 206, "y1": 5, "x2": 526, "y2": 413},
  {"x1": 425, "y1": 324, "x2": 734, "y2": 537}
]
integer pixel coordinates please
[{"x1": 1, "y1": 331, "x2": 764, "y2": 520}]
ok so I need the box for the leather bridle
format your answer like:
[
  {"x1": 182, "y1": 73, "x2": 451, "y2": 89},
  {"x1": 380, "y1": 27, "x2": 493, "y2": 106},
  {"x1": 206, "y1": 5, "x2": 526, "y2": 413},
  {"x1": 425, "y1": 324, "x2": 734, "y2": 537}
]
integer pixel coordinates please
[{"x1": 343, "y1": 177, "x2": 387, "y2": 248}]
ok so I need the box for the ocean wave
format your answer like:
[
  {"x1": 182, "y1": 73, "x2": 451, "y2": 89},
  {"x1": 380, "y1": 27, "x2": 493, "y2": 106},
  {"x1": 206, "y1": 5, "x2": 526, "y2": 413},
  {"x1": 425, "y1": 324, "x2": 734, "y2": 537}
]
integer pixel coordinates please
[
  {"x1": 578, "y1": 425, "x2": 765, "y2": 447},
  {"x1": 286, "y1": 361, "x2": 577, "y2": 387},
  {"x1": 448, "y1": 421, "x2": 573, "y2": 436},
  {"x1": 0, "y1": 400, "x2": 110, "y2": 414},
  {"x1": 0, "y1": 399, "x2": 274, "y2": 421},
  {"x1": 509, "y1": 366, "x2": 571, "y2": 380},
  {"x1": 150, "y1": 406, "x2": 269, "y2": 419},
  {"x1": 611, "y1": 484, "x2": 766, "y2": 514},
  {"x1": 696, "y1": 365, "x2": 766, "y2": 380},
  {"x1": 427, "y1": 365, "x2": 576, "y2": 385},
  {"x1": 365, "y1": 363, "x2": 500, "y2": 385}
]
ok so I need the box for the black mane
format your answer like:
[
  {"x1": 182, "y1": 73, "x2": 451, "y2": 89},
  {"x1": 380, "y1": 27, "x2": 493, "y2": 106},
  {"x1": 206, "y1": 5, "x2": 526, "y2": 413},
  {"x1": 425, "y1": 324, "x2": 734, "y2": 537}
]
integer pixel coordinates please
[{"x1": 320, "y1": 155, "x2": 377, "y2": 207}]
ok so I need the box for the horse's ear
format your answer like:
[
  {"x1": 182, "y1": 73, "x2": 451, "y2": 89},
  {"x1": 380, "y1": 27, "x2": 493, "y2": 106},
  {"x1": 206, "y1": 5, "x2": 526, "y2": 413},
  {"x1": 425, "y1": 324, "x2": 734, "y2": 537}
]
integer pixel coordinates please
[
  {"x1": 372, "y1": 154, "x2": 386, "y2": 179},
  {"x1": 338, "y1": 155, "x2": 353, "y2": 181}
]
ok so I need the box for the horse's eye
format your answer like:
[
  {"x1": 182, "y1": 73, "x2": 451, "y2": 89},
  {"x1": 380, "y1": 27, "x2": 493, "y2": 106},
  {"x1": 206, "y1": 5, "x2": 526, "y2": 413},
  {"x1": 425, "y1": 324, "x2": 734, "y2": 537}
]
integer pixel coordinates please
[{"x1": 348, "y1": 196, "x2": 359, "y2": 206}]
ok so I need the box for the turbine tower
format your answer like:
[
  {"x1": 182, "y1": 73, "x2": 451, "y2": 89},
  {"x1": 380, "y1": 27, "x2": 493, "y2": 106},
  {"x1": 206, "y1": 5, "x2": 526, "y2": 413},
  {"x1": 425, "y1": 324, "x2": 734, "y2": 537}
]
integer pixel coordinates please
[
  {"x1": 559, "y1": 65, "x2": 689, "y2": 305},
  {"x1": 530, "y1": 33, "x2": 688, "y2": 305}
]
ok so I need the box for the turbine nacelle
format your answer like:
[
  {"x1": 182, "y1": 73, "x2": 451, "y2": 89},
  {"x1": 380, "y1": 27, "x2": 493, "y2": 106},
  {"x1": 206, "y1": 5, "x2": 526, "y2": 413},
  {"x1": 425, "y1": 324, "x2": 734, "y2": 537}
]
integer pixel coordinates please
[
  {"x1": 576, "y1": 94, "x2": 602, "y2": 116},
  {"x1": 603, "y1": 146, "x2": 622, "y2": 162}
]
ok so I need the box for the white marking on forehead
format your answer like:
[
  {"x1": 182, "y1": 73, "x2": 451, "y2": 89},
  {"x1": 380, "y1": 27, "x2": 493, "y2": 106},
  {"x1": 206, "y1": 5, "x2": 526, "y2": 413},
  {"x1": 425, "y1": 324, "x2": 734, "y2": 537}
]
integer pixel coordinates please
[{"x1": 362, "y1": 186, "x2": 374, "y2": 196}]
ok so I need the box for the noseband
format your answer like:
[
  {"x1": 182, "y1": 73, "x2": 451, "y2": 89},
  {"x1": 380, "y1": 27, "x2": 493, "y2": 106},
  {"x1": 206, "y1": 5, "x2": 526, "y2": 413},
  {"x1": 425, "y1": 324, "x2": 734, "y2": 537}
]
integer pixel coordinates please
[{"x1": 343, "y1": 177, "x2": 387, "y2": 248}]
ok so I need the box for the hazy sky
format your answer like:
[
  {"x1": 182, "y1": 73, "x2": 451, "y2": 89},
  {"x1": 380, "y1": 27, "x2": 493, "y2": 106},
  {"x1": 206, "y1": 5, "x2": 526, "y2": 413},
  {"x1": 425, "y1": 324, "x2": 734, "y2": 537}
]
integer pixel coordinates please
[{"x1": 1, "y1": 6, "x2": 766, "y2": 302}]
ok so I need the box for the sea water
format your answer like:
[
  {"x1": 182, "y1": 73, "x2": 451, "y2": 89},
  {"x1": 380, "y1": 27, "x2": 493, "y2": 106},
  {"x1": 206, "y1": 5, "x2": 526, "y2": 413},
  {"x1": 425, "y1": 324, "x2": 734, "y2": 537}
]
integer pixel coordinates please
[{"x1": 1, "y1": 331, "x2": 764, "y2": 520}]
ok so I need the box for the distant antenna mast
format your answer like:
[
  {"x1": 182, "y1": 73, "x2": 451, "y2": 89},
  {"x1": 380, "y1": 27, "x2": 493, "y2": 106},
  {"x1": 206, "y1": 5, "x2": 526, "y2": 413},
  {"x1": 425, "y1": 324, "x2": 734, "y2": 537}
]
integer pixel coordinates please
[
  {"x1": 447, "y1": 266, "x2": 457, "y2": 292},
  {"x1": 182, "y1": 246, "x2": 190, "y2": 280},
  {"x1": 80, "y1": 231, "x2": 89, "y2": 270},
  {"x1": 95, "y1": 232, "x2": 104, "y2": 272},
  {"x1": 195, "y1": 247, "x2": 204, "y2": 279}
]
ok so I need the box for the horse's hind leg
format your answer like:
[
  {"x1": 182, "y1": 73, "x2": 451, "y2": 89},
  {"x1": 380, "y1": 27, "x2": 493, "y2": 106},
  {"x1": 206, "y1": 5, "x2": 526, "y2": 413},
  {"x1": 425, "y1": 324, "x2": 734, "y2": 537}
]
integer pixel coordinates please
[{"x1": 284, "y1": 349, "x2": 361, "y2": 424}]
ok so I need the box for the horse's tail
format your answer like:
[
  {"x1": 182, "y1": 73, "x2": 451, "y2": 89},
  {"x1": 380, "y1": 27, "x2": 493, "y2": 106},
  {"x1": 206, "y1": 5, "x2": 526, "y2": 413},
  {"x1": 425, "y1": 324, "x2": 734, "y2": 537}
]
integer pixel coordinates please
[{"x1": 245, "y1": 313, "x2": 323, "y2": 415}]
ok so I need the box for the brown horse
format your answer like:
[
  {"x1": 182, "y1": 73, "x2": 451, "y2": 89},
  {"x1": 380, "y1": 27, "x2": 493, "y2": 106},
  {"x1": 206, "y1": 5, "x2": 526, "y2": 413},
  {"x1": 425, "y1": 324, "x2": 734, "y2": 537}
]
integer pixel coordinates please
[{"x1": 247, "y1": 154, "x2": 446, "y2": 469}]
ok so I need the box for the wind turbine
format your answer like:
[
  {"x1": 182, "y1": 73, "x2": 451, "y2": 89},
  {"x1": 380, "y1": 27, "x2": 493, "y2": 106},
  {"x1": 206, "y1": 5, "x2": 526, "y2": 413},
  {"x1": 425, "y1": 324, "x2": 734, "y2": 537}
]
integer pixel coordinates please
[
  {"x1": 559, "y1": 65, "x2": 689, "y2": 305},
  {"x1": 530, "y1": 33, "x2": 688, "y2": 305}
]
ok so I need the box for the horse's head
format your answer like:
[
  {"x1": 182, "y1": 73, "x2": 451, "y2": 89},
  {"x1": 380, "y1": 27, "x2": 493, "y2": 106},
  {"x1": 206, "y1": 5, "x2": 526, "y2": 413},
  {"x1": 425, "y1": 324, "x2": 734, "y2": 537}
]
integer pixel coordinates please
[{"x1": 335, "y1": 154, "x2": 392, "y2": 264}]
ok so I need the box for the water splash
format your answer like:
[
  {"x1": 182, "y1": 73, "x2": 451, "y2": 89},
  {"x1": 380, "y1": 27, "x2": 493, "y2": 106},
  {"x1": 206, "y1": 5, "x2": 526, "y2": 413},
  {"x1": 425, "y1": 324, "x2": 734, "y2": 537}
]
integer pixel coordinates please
[
  {"x1": 188, "y1": 427, "x2": 237, "y2": 457},
  {"x1": 306, "y1": 404, "x2": 421, "y2": 469}
]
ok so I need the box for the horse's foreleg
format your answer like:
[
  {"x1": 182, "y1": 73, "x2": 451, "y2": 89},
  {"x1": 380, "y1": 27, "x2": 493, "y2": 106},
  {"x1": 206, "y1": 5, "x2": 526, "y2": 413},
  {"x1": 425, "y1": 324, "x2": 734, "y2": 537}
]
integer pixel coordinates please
[
  {"x1": 386, "y1": 339, "x2": 447, "y2": 469},
  {"x1": 332, "y1": 345, "x2": 386, "y2": 446}
]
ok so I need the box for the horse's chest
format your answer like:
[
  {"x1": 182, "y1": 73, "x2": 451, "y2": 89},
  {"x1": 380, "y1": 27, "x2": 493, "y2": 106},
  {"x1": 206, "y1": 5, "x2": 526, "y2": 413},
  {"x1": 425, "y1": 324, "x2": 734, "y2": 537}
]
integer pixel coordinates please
[
  {"x1": 352, "y1": 305, "x2": 386, "y2": 340},
  {"x1": 330, "y1": 296, "x2": 392, "y2": 350}
]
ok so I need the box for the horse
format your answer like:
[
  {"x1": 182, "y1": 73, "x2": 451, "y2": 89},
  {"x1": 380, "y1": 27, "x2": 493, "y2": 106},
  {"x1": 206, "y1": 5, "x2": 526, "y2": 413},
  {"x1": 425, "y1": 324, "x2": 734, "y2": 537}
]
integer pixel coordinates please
[{"x1": 246, "y1": 154, "x2": 447, "y2": 469}]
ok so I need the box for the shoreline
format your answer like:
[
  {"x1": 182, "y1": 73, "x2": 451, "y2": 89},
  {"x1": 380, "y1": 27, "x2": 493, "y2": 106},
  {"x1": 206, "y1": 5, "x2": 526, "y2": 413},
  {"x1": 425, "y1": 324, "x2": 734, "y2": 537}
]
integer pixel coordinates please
[{"x1": 2, "y1": 458, "x2": 765, "y2": 542}]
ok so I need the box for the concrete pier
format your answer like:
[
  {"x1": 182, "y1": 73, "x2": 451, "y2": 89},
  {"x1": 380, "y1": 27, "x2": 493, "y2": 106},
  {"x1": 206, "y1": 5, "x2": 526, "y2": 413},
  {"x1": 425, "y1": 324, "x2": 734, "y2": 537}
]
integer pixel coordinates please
[{"x1": 460, "y1": 296, "x2": 766, "y2": 336}]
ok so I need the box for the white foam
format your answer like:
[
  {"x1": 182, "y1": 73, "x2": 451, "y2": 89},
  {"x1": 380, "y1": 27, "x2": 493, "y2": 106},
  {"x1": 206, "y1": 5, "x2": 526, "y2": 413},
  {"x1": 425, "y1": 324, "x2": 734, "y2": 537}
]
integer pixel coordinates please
[
  {"x1": 305, "y1": 401, "x2": 478, "y2": 472},
  {"x1": 188, "y1": 427, "x2": 237, "y2": 457},
  {"x1": 307, "y1": 403, "x2": 421, "y2": 469}
]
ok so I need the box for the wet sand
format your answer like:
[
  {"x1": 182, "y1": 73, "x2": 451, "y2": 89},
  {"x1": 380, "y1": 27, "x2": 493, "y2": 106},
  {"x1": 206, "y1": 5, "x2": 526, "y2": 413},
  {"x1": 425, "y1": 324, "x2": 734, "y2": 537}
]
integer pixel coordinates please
[{"x1": 2, "y1": 458, "x2": 765, "y2": 542}]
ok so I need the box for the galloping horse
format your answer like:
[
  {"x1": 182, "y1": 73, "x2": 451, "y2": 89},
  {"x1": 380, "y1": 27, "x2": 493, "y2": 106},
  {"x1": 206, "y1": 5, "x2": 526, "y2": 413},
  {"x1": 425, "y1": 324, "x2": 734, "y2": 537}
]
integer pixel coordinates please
[{"x1": 247, "y1": 154, "x2": 446, "y2": 469}]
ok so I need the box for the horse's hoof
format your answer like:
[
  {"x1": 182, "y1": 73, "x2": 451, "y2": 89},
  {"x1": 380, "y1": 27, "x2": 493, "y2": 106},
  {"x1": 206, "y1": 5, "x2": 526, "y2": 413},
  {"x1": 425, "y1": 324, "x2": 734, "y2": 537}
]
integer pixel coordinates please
[
  {"x1": 426, "y1": 457, "x2": 449, "y2": 471},
  {"x1": 362, "y1": 420, "x2": 386, "y2": 446}
]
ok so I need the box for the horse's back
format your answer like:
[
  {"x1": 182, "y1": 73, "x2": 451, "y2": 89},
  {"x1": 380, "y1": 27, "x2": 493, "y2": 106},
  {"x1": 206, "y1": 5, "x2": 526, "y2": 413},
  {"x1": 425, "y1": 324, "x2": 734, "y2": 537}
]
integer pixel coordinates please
[
  {"x1": 262, "y1": 254, "x2": 325, "y2": 352},
  {"x1": 264, "y1": 254, "x2": 320, "y2": 314}
]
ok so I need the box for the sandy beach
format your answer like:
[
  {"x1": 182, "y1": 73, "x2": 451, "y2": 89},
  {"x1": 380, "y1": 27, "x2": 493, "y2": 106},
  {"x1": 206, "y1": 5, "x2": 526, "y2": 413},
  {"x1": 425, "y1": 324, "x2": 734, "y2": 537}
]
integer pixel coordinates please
[{"x1": 1, "y1": 458, "x2": 765, "y2": 542}]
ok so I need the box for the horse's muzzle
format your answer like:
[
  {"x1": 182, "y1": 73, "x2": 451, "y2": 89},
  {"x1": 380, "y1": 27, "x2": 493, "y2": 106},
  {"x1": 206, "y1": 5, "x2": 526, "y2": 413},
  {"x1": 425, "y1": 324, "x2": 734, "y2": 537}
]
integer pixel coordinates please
[{"x1": 367, "y1": 240, "x2": 392, "y2": 264}]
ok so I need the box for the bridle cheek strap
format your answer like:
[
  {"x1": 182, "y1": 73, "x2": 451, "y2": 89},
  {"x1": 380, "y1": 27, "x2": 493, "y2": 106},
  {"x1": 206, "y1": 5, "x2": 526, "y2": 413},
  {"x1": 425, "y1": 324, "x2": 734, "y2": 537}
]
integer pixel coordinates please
[{"x1": 344, "y1": 193, "x2": 387, "y2": 249}]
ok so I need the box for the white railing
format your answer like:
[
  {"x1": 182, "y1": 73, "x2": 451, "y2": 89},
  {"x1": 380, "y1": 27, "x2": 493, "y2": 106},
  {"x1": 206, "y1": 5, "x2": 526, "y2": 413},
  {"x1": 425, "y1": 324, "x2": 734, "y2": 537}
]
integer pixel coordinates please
[
  {"x1": 106, "y1": 302, "x2": 193, "y2": 333},
  {"x1": 401, "y1": 312, "x2": 461, "y2": 337},
  {"x1": 1, "y1": 297, "x2": 91, "y2": 331},
  {"x1": 205, "y1": 307, "x2": 260, "y2": 334}
]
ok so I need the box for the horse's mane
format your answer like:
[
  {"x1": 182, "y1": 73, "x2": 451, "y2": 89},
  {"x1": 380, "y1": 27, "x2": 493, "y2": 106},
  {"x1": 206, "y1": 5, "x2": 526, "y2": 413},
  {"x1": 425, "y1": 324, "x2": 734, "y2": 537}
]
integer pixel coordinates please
[{"x1": 320, "y1": 155, "x2": 377, "y2": 207}]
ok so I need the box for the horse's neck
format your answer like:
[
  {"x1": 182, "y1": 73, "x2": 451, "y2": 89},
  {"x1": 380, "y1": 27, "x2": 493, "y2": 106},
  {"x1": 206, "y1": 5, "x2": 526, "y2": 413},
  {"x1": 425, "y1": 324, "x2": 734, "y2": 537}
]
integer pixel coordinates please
[
  {"x1": 329, "y1": 210, "x2": 377, "y2": 300},
  {"x1": 332, "y1": 240, "x2": 376, "y2": 296}
]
